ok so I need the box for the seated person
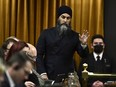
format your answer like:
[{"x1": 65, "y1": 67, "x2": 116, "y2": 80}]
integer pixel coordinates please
[
  {"x1": 0, "y1": 52, "x2": 33, "y2": 87},
  {"x1": 0, "y1": 37, "x2": 18, "y2": 61},
  {"x1": 5, "y1": 41, "x2": 29, "y2": 62},
  {"x1": 24, "y1": 43, "x2": 40, "y2": 87},
  {"x1": 92, "y1": 80, "x2": 104, "y2": 87},
  {"x1": 6, "y1": 42, "x2": 40, "y2": 87},
  {"x1": 78, "y1": 34, "x2": 112, "y2": 87},
  {"x1": 0, "y1": 59, "x2": 5, "y2": 86}
]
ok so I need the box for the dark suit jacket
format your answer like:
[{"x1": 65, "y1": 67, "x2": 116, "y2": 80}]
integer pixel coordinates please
[
  {"x1": 78, "y1": 52, "x2": 112, "y2": 86},
  {"x1": 1, "y1": 72, "x2": 24, "y2": 87},
  {"x1": 24, "y1": 73, "x2": 40, "y2": 87},
  {"x1": 0, "y1": 48, "x2": 4, "y2": 59},
  {"x1": 1, "y1": 73, "x2": 10, "y2": 87},
  {"x1": 36, "y1": 27, "x2": 89, "y2": 81}
]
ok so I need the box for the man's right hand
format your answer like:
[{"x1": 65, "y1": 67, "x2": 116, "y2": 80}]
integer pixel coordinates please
[
  {"x1": 40, "y1": 73, "x2": 48, "y2": 80},
  {"x1": 25, "y1": 81, "x2": 35, "y2": 87}
]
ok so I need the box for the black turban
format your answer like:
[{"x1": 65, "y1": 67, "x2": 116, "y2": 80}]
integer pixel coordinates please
[{"x1": 57, "y1": 6, "x2": 72, "y2": 18}]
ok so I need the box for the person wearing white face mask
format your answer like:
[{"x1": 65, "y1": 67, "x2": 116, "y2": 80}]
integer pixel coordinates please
[{"x1": 78, "y1": 34, "x2": 112, "y2": 87}]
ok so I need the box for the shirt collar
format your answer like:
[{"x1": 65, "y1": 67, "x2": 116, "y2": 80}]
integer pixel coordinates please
[
  {"x1": 6, "y1": 71, "x2": 15, "y2": 87},
  {"x1": 93, "y1": 52, "x2": 103, "y2": 61}
]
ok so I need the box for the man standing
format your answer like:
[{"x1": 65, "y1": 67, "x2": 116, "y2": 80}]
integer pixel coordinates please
[{"x1": 36, "y1": 5, "x2": 89, "y2": 82}]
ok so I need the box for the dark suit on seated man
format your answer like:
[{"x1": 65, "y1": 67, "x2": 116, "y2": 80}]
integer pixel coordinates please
[
  {"x1": 78, "y1": 34, "x2": 112, "y2": 87},
  {"x1": 1, "y1": 52, "x2": 33, "y2": 87}
]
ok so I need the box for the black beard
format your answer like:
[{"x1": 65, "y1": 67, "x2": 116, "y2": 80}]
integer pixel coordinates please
[{"x1": 56, "y1": 21, "x2": 71, "y2": 36}]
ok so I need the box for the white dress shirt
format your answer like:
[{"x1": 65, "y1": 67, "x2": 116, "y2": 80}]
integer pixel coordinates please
[
  {"x1": 6, "y1": 71, "x2": 15, "y2": 87},
  {"x1": 93, "y1": 52, "x2": 103, "y2": 61}
]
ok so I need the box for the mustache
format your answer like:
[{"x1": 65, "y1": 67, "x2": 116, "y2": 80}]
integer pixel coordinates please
[
  {"x1": 56, "y1": 23, "x2": 71, "y2": 36},
  {"x1": 57, "y1": 21, "x2": 71, "y2": 30},
  {"x1": 60, "y1": 24, "x2": 68, "y2": 30}
]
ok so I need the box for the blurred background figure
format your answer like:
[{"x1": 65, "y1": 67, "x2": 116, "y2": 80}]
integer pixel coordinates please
[
  {"x1": 92, "y1": 80, "x2": 104, "y2": 87},
  {"x1": 6, "y1": 41, "x2": 29, "y2": 62},
  {"x1": 5, "y1": 41, "x2": 39, "y2": 87},
  {"x1": 0, "y1": 52, "x2": 33, "y2": 87},
  {"x1": 5, "y1": 36, "x2": 20, "y2": 42},
  {"x1": 24, "y1": 43, "x2": 40, "y2": 87},
  {"x1": 0, "y1": 59, "x2": 5, "y2": 86},
  {"x1": 0, "y1": 36, "x2": 19, "y2": 61},
  {"x1": 27, "y1": 43, "x2": 37, "y2": 62}
]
